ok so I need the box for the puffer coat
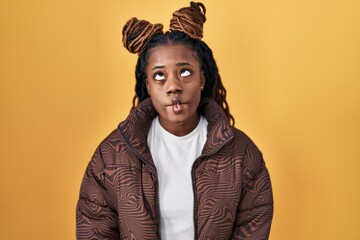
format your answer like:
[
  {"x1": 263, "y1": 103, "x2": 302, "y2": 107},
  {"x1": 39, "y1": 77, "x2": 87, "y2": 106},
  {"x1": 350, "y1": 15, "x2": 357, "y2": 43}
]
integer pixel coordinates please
[{"x1": 76, "y1": 98, "x2": 274, "y2": 239}]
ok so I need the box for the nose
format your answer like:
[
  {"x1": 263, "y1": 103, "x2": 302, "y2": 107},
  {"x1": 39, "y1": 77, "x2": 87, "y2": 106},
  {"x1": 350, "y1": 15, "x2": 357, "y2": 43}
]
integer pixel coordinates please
[{"x1": 166, "y1": 74, "x2": 183, "y2": 95}]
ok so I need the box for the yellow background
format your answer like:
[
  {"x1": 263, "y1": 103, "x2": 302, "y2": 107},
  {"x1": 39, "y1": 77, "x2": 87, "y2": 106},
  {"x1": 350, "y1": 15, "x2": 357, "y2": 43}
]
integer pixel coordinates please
[{"x1": 1, "y1": 0, "x2": 359, "y2": 239}]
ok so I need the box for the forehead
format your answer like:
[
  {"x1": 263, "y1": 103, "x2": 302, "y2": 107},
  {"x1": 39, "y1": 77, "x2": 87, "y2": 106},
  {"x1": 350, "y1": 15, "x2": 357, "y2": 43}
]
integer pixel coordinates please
[{"x1": 146, "y1": 44, "x2": 199, "y2": 66}]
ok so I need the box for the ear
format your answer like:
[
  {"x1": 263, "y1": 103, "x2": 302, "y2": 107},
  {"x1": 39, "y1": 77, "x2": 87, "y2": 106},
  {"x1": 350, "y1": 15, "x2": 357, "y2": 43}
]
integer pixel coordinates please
[
  {"x1": 200, "y1": 71, "x2": 206, "y2": 89},
  {"x1": 146, "y1": 78, "x2": 151, "y2": 96}
]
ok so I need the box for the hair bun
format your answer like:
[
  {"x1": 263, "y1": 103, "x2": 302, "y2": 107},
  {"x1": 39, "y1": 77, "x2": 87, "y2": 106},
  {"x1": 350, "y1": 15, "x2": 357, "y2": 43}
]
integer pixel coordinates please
[
  {"x1": 169, "y1": 1, "x2": 206, "y2": 40},
  {"x1": 122, "y1": 17, "x2": 163, "y2": 54}
]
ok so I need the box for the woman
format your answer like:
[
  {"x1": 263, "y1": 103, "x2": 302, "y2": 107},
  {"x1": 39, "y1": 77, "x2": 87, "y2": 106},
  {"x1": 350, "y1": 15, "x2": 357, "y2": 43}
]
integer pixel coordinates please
[{"x1": 76, "y1": 2, "x2": 273, "y2": 239}]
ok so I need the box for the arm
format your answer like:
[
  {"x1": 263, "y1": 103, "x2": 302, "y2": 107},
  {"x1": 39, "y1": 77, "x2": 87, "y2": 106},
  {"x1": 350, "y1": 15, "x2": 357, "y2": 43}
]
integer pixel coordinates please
[
  {"x1": 76, "y1": 147, "x2": 119, "y2": 240},
  {"x1": 232, "y1": 141, "x2": 274, "y2": 240}
]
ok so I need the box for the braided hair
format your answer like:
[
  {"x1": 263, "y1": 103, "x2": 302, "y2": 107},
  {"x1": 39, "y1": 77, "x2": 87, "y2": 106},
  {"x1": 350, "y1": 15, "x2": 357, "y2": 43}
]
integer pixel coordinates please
[{"x1": 123, "y1": 2, "x2": 235, "y2": 126}]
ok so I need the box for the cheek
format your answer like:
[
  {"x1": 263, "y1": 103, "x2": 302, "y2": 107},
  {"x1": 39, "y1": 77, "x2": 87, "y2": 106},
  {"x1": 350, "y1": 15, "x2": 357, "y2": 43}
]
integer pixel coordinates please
[
  {"x1": 146, "y1": 80, "x2": 160, "y2": 97},
  {"x1": 190, "y1": 88, "x2": 202, "y2": 106},
  {"x1": 149, "y1": 93, "x2": 164, "y2": 109}
]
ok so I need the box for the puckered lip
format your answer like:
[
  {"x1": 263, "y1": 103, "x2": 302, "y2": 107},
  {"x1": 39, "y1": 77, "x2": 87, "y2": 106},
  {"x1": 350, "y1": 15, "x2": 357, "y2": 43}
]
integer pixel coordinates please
[{"x1": 164, "y1": 97, "x2": 188, "y2": 107}]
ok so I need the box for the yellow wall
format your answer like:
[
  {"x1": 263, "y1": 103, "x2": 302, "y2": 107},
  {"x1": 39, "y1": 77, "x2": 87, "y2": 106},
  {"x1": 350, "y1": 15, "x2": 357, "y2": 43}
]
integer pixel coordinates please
[{"x1": 0, "y1": 0, "x2": 359, "y2": 239}]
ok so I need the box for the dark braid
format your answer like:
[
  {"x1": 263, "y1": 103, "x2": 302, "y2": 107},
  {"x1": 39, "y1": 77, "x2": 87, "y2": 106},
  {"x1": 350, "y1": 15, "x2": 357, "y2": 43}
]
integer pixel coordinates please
[
  {"x1": 197, "y1": 37, "x2": 235, "y2": 126},
  {"x1": 131, "y1": 31, "x2": 235, "y2": 126}
]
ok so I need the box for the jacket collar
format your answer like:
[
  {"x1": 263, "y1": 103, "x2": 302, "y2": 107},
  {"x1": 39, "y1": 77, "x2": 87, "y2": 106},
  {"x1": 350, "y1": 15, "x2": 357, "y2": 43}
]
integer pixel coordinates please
[
  {"x1": 118, "y1": 98, "x2": 234, "y2": 166},
  {"x1": 198, "y1": 98, "x2": 234, "y2": 156}
]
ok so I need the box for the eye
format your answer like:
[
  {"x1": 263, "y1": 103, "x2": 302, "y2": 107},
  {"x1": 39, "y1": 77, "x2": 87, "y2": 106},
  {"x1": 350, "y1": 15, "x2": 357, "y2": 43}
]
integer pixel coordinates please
[
  {"x1": 180, "y1": 69, "x2": 192, "y2": 77},
  {"x1": 154, "y1": 72, "x2": 166, "y2": 81}
]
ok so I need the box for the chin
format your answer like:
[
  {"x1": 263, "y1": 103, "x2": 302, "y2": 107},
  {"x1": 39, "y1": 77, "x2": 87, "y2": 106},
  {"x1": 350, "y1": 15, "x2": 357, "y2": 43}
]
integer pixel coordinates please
[{"x1": 165, "y1": 113, "x2": 189, "y2": 123}]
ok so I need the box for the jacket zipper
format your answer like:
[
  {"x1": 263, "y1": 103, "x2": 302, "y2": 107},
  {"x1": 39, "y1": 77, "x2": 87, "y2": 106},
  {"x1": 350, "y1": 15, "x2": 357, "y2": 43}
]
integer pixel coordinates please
[
  {"x1": 153, "y1": 167, "x2": 161, "y2": 239},
  {"x1": 191, "y1": 161, "x2": 199, "y2": 240},
  {"x1": 147, "y1": 165, "x2": 162, "y2": 239},
  {"x1": 118, "y1": 127, "x2": 162, "y2": 239},
  {"x1": 191, "y1": 135, "x2": 234, "y2": 240}
]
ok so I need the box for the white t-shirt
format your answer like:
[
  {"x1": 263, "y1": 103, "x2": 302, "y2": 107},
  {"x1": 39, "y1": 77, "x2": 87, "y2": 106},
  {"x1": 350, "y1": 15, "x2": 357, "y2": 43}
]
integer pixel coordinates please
[{"x1": 147, "y1": 115, "x2": 208, "y2": 239}]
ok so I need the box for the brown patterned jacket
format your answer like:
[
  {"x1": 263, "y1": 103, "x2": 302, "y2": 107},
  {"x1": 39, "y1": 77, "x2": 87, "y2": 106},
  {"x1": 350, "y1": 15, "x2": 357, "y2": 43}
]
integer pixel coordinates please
[{"x1": 76, "y1": 98, "x2": 274, "y2": 239}]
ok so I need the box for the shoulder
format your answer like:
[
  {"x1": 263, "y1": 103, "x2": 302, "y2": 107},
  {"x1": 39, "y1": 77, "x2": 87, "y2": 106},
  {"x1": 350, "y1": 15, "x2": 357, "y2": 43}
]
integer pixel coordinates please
[
  {"x1": 231, "y1": 127, "x2": 264, "y2": 174},
  {"x1": 91, "y1": 128, "x2": 127, "y2": 166},
  {"x1": 98, "y1": 128, "x2": 122, "y2": 148},
  {"x1": 231, "y1": 128, "x2": 261, "y2": 153}
]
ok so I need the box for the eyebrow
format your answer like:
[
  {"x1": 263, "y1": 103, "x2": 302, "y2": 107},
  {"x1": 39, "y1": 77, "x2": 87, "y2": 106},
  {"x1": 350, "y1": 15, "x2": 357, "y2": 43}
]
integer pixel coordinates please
[
  {"x1": 176, "y1": 62, "x2": 192, "y2": 67},
  {"x1": 151, "y1": 62, "x2": 192, "y2": 71},
  {"x1": 151, "y1": 65, "x2": 164, "y2": 70}
]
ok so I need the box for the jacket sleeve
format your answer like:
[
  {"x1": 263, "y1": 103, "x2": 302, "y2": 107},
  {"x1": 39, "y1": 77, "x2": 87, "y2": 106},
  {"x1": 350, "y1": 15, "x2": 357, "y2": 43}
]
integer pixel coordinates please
[
  {"x1": 232, "y1": 141, "x2": 274, "y2": 240},
  {"x1": 76, "y1": 146, "x2": 120, "y2": 240}
]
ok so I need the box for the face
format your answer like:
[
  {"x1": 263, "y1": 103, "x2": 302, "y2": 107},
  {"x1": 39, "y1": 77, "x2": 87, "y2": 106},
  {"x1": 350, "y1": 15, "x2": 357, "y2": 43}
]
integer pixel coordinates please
[{"x1": 145, "y1": 44, "x2": 205, "y2": 136}]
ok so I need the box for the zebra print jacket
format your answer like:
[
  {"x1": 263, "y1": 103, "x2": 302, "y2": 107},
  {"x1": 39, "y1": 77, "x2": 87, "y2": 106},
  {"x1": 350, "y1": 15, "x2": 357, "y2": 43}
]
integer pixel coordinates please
[{"x1": 76, "y1": 97, "x2": 274, "y2": 239}]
